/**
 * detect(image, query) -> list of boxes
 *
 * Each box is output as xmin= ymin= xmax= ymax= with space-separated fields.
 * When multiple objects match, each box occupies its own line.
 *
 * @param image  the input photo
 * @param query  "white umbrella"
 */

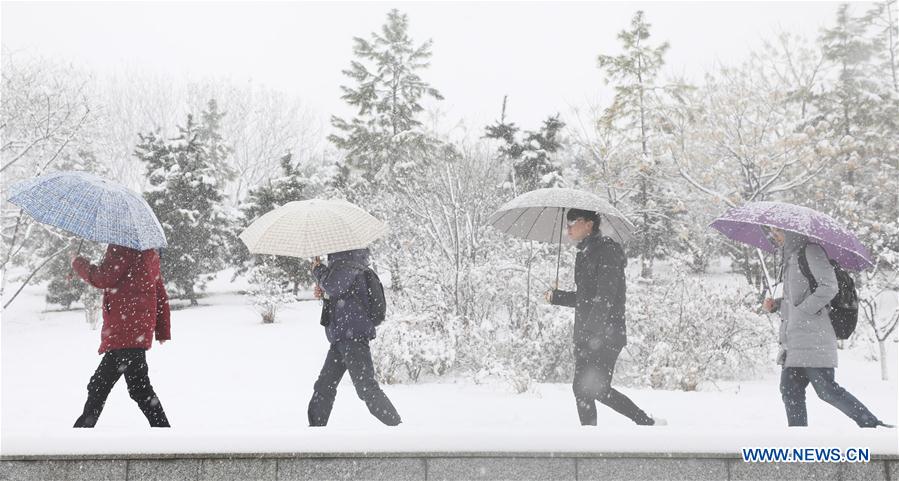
xmin=487 ymin=188 xmax=635 ymax=284
xmin=488 ymin=188 xmax=634 ymax=245
xmin=239 ymin=198 xmax=387 ymax=258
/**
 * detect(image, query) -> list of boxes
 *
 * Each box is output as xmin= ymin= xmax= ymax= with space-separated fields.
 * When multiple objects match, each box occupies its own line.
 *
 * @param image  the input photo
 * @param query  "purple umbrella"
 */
xmin=710 ymin=201 xmax=874 ymax=272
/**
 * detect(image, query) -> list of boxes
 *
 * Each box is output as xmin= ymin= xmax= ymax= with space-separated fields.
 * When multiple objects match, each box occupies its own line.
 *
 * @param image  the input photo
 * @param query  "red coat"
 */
xmin=72 ymin=245 xmax=171 ymax=354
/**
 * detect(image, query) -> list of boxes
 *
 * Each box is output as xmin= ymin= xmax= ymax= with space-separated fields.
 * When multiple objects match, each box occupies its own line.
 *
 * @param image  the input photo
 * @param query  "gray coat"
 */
xmin=776 ymin=231 xmax=840 ymax=368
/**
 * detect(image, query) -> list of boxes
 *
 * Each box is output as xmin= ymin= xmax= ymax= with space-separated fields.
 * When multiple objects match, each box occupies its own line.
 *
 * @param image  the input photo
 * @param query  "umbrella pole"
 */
xmin=526 ymin=241 xmax=532 ymax=321
xmin=755 ymin=248 xmax=773 ymax=297
xmin=555 ymin=209 xmax=564 ymax=288
xmin=68 ymin=239 xmax=86 ymax=289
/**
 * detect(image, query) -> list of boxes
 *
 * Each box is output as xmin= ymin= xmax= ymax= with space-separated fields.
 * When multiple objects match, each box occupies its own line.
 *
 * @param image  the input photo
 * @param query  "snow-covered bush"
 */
xmin=372 ymin=310 xmax=458 ymax=384
xmin=245 ymin=263 xmax=298 ymax=323
xmin=620 ymin=268 xmax=775 ymax=390
xmin=465 ymin=301 xmax=574 ymax=393
xmin=374 ymin=244 xmax=576 ymax=391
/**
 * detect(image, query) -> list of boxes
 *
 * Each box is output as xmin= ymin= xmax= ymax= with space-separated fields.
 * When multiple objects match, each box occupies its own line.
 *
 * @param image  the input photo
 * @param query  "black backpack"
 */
xmin=797 ymin=244 xmax=859 ymax=340
xmin=333 ymin=260 xmax=387 ymax=326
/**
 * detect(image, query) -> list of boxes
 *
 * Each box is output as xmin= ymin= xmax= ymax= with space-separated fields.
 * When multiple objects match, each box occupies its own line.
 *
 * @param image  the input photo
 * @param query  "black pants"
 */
xmin=780 ymin=367 xmax=880 ymax=427
xmin=74 ymin=348 xmax=170 ymax=428
xmin=307 ymin=339 xmax=401 ymax=427
xmin=573 ymin=344 xmax=653 ymax=426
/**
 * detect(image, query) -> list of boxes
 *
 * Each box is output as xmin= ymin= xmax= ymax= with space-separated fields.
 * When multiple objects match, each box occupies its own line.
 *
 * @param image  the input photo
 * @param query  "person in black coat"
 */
xmin=545 ymin=209 xmax=662 ymax=426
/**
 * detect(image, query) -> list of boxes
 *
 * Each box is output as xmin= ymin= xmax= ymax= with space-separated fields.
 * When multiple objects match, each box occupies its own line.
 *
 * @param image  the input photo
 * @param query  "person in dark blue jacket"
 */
xmin=307 ymin=248 xmax=401 ymax=426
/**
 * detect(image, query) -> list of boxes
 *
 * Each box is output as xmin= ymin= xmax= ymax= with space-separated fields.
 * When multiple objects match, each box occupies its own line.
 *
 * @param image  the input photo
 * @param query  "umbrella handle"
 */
xmin=68 ymin=239 xmax=85 ymax=288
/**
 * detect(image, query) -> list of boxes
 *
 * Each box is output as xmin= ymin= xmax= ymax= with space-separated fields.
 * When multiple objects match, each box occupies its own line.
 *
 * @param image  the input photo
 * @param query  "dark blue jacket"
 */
xmin=313 ymin=248 xmax=377 ymax=344
xmin=551 ymin=233 xmax=628 ymax=355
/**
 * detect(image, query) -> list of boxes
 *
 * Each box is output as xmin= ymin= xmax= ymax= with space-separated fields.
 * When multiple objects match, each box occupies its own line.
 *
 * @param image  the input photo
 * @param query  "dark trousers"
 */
xmin=780 ymin=367 xmax=880 ymax=427
xmin=73 ymin=348 xmax=170 ymax=428
xmin=573 ymin=344 xmax=653 ymax=426
xmin=307 ymin=339 xmax=401 ymax=427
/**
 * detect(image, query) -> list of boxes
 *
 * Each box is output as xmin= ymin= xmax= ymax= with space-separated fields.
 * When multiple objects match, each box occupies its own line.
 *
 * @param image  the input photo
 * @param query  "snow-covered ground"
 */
xmin=2 ymin=273 xmax=897 ymax=456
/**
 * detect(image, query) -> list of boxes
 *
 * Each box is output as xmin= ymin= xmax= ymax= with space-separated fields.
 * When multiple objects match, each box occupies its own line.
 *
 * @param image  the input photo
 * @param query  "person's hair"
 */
xmin=566 ymin=208 xmax=601 ymax=233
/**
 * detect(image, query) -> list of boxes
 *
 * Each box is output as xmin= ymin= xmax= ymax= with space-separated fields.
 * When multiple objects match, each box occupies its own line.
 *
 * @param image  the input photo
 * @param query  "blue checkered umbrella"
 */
xmin=6 ymin=171 xmax=167 ymax=250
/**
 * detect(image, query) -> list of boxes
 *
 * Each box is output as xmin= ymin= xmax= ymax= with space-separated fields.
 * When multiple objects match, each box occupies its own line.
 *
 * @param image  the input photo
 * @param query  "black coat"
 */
xmin=313 ymin=248 xmax=377 ymax=344
xmin=551 ymin=233 xmax=627 ymax=355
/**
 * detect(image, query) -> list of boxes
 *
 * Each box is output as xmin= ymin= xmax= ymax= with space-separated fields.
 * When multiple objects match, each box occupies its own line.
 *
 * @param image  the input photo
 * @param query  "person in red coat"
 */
xmin=71 ymin=244 xmax=171 ymax=428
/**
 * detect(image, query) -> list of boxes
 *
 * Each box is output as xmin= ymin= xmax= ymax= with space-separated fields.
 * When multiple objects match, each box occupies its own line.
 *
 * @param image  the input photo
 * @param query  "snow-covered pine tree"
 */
xmin=329 ymin=8 xmax=444 ymax=193
xmin=137 ymin=100 xmax=233 ymax=306
xmin=484 ymin=99 xmax=566 ymax=194
xmin=597 ymin=10 xmax=687 ymax=278
xmin=329 ymin=9 xmax=446 ymax=294
xmin=807 ymin=2 xmax=899 ymax=230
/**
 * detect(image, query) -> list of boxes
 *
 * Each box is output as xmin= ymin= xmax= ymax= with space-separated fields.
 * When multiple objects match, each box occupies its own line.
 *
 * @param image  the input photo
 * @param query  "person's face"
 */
xmin=764 ymin=226 xmax=786 ymax=247
xmin=566 ymin=217 xmax=594 ymax=241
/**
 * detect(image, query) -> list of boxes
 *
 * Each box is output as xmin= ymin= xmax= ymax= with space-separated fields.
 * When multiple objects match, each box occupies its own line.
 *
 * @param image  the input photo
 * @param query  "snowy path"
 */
xmin=2 ymin=281 xmax=896 ymax=455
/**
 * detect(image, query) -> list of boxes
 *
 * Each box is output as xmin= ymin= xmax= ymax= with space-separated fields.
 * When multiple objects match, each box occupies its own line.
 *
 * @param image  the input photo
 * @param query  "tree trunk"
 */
xmin=640 ymin=256 xmax=653 ymax=279
xmin=390 ymin=257 xmax=402 ymax=293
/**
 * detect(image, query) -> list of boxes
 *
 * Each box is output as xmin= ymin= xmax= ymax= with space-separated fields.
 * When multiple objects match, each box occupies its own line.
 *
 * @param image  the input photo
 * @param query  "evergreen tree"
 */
xmin=137 ymin=100 xmax=233 ymax=305
xmin=329 ymin=8 xmax=444 ymax=191
xmin=329 ymin=9 xmax=446 ymax=293
xmin=231 ymin=152 xmax=321 ymax=294
xmin=806 ymin=4 xmax=899 ymax=256
xmin=597 ymin=10 xmax=686 ymax=278
xmin=484 ymin=99 xmax=566 ymax=193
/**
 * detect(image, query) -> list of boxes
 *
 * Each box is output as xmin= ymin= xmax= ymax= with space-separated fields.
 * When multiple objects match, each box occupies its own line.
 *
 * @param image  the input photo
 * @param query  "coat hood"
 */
xmin=327 ymin=248 xmax=371 ymax=266
xmin=782 ymin=229 xmax=808 ymax=257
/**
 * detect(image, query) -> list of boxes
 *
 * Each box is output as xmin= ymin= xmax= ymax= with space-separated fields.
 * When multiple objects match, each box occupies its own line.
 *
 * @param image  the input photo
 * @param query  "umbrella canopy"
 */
xmin=487 ymin=188 xmax=635 ymax=245
xmin=239 ymin=198 xmax=387 ymax=258
xmin=7 ymin=171 xmax=167 ymax=250
xmin=710 ymin=201 xmax=874 ymax=272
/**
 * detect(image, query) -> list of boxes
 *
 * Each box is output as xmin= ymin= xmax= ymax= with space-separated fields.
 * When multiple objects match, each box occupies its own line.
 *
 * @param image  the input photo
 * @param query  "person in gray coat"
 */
xmin=762 ymin=226 xmax=890 ymax=428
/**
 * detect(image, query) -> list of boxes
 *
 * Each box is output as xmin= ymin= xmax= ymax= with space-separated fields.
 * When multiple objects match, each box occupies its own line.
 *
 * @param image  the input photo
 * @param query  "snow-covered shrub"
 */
xmin=466 ymin=301 xmax=574 ymax=393
xmin=372 ymin=310 xmax=458 ymax=384
xmin=620 ymin=268 xmax=775 ymax=390
xmin=372 ymin=236 xmax=577 ymax=391
xmin=245 ymin=263 xmax=297 ymax=323
xmin=371 ymin=241 xmax=469 ymax=384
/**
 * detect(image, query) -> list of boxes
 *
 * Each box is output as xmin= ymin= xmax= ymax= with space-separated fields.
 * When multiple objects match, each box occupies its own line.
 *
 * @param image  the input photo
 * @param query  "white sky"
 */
xmin=2 ymin=1 xmax=846 ymax=133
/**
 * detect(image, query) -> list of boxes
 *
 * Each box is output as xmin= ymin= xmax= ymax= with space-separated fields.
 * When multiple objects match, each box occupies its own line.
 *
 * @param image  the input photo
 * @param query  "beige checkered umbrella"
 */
xmin=239 ymin=199 xmax=388 ymax=258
